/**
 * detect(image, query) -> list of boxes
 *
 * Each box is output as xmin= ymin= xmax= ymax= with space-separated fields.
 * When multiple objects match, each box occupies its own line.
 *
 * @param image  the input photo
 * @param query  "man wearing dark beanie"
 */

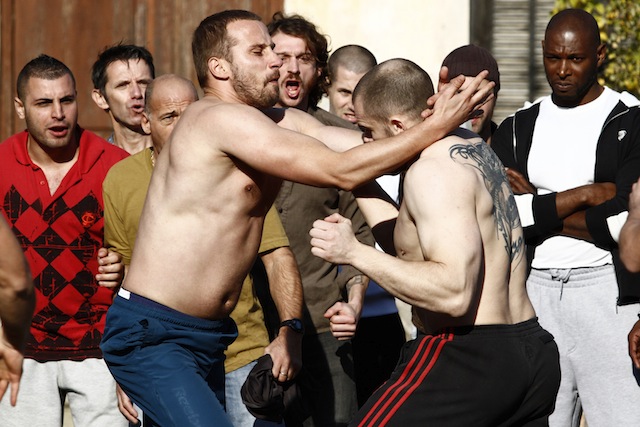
xmin=441 ymin=44 xmax=500 ymax=145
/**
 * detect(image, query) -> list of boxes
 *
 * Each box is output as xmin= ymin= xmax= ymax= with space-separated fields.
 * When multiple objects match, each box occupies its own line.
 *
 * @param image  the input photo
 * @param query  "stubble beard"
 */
xmin=232 ymin=66 xmax=279 ymax=110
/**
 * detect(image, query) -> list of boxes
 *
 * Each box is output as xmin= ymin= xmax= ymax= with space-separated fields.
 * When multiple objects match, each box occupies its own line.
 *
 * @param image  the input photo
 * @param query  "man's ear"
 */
xmin=209 ymin=57 xmax=230 ymax=80
xmin=14 ymin=97 xmax=25 ymax=119
xmin=391 ymin=118 xmax=407 ymax=134
xmin=141 ymin=112 xmax=151 ymax=135
xmin=596 ymin=42 xmax=607 ymax=68
xmin=91 ymin=89 xmax=110 ymax=111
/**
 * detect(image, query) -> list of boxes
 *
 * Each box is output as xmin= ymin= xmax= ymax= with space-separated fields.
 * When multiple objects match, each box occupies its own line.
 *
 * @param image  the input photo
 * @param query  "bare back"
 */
xmin=396 ymin=131 xmax=535 ymax=333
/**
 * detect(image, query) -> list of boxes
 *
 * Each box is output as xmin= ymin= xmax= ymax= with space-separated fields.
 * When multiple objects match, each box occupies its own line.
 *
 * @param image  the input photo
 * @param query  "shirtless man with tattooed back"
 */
xmin=309 ymin=59 xmax=561 ymax=426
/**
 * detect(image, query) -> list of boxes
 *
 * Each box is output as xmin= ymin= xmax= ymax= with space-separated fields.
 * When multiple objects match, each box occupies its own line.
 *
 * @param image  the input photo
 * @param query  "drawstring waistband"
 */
xmin=549 ymin=269 xmax=572 ymax=300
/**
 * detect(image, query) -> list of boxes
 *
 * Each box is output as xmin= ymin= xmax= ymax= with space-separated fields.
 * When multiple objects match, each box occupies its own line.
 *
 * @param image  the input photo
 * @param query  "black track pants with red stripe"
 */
xmin=350 ymin=318 xmax=560 ymax=427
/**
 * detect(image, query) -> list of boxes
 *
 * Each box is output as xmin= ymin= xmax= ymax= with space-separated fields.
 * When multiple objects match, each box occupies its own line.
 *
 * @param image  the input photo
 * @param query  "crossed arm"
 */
xmin=506 ymin=168 xmax=616 ymax=241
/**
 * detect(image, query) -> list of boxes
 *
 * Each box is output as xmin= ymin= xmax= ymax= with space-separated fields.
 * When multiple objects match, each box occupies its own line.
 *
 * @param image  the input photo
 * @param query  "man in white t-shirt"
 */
xmin=491 ymin=8 xmax=640 ymax=427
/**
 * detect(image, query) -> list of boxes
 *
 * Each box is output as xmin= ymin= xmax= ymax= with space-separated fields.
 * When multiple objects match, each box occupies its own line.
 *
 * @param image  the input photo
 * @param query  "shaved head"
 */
xmin=145 ymin=74 xmax=198 ymax=114
xmin=354 ymin=58 xmax=433 ymax=123
xmin=328 ymin=45 xmax=377 ymax=80
xmin=545 ymin=8 xmax=601 ymax=47
xmin=142 ymin=74 xmax=199 ymax=152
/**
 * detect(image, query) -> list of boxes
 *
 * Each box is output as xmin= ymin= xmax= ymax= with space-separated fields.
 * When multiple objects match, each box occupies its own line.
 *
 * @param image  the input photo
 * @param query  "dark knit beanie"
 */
xmin=442 ymin=44 xmax=500 ymax=93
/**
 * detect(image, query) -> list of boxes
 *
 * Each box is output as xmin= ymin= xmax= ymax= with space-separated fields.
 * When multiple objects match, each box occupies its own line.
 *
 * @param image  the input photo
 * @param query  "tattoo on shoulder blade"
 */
xmin=449 ymin=142 xmax=524 ymax=261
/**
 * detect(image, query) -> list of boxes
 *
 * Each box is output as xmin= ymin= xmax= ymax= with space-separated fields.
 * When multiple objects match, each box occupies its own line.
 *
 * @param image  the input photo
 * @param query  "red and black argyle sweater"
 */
xmin=0 ymin=128 xmax=128 ymax=361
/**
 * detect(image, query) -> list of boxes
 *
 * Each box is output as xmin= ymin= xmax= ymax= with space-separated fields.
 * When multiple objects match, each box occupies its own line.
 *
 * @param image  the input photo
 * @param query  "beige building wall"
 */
xmin=283 ymin=0 xmax=471 ymax=109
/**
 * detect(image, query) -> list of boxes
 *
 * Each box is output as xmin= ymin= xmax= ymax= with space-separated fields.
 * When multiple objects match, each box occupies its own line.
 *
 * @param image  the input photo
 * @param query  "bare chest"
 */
xmin=41 ymin=164 xmax=75 ymax=195
xmin=232 ymin=167 xmax=282 ymax=214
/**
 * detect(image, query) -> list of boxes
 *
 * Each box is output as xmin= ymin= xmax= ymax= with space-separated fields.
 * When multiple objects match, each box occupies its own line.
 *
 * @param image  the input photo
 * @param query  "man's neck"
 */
xmin=27 ymin=132 xmax=80 ymax=195
xmin=552 ymin=84 xmax=605 ymax=108
xmin=202 ymin=85 xmax=246 ymax=105
xmin=112 ymin=125 xmax=151 ymax=155
xmin=27 ymin=132 xmax=79 ymax=167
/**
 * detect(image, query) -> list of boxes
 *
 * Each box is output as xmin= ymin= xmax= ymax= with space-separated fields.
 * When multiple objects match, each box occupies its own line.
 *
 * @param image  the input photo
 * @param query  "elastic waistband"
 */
xmin=529 ymin=264 xmax=615 ymax=288
xmin=436 ymin=318 xmax=543 ymax=338
xmin=116 ymin=288 xmax=232 ymax=331
xmin=531 ymin=264 xmax=613 ymax=278
xmin=118 ymin=287 xmax=175 ymax=312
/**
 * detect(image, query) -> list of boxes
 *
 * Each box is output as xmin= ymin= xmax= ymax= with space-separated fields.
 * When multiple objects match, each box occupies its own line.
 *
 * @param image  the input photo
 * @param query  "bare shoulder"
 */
xmin=413 ymin=133 xmax=484 ymax=178
xmin=176 ymin=98 xmax=281 ymax=152
xmin=441 ymin=134 xmax=506 ymax=184
xmin=184 ymin=97 xmax=267 ymax=127
xmin=262 ymin=106 xmax=324 ymax=133
xmin=405 ymin=133 xmax=499 ymax=204
xmin=405 ymin=142 xmax=469 ymax=202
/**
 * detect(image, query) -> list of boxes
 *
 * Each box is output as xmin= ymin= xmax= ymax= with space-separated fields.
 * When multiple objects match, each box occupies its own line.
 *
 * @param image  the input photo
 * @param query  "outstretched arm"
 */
xmin=0 ymin=216 xmax=34 ymax=406
xmin=221 ymin=72 xmax=494 ymax=191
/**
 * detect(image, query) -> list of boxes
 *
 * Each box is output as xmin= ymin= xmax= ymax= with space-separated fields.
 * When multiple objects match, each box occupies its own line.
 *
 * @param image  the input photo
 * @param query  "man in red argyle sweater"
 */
xmin=0 ymin=55 xmax=128 ymax=427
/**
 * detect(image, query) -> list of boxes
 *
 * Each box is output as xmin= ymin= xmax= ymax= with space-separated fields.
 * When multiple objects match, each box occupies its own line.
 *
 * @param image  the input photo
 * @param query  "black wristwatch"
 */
xmin=280 ymin=318 xmax=304 ymax=334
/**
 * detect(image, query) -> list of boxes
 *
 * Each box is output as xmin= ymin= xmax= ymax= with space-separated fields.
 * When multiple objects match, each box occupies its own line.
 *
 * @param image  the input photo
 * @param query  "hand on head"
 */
xmin=422 ymin=67 xmax=494 ymax=126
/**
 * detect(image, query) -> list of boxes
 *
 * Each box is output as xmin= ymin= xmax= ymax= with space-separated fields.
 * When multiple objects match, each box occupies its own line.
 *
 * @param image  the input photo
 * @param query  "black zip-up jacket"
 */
xmin=492 ymin=95 xmax=640 ymax=305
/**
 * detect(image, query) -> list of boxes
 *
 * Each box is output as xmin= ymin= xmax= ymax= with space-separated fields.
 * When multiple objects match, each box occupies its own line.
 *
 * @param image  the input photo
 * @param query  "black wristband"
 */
xmin=280 ymin=318 xmax=304 ymax=334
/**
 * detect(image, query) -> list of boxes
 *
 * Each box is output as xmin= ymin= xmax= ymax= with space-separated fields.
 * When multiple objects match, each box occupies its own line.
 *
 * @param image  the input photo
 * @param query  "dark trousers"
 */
xmin=352 ymin=313 xmax=405 ymax=407
xmin=351 ymin=318 xmax=560 ymax=427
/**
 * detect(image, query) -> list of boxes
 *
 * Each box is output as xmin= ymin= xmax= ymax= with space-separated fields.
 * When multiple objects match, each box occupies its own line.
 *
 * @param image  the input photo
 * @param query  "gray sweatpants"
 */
xmin=0 ymin=358 xmax=125 ymax=427
xmin=527 ymin=264 xmax=640 ymax=427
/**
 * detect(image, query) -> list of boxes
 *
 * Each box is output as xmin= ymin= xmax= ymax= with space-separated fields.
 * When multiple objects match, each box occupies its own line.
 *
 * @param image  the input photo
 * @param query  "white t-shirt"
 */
xmin=528 ymin=87 xmax=619 ymax=268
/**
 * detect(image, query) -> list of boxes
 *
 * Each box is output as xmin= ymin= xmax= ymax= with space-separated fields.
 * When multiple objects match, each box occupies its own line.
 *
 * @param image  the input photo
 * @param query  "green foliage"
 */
xmin=553 ymin=0 xmax=640 ymax=96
